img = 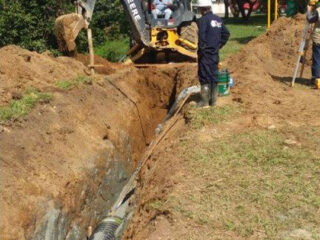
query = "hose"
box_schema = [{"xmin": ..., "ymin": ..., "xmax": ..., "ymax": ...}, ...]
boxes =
[
  {"xmin": 155, "ymin": 85, "xmax": 200, "ymax": 134},
  {"xmin": 88, "ymin": 85, "xmax": 199, "ymax": 240},
  {"xmin": 88, "ymin": 217, "xmax": 122, "ymax": 240}
]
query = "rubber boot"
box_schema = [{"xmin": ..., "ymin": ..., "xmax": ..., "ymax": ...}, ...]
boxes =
[
  {"xmin": 311, "ymin": 78, "xmax": 316, "ymax": 86},
  {"xmin": 316, "ymin": 78, "xmax": 320, "ymax": 89},
  {"xmin": 197, "ymin": 84, "xmax": 210, "ymax": 108},
  {"xmin": 209, "ymin": 82, "xmax": 218, "ymax": 106}
]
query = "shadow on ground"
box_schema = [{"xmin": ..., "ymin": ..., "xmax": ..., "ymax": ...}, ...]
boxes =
[
  {"xmin": 232, "ymin": 36, "xmax": 256, "ymax": 44},
  {"xmin": 223, "ymin": 14, "xmax": 266, "ymax": 26},
  {"xmin": 271, "ymin": 75, "xmax": 312, "ymax": 87}
]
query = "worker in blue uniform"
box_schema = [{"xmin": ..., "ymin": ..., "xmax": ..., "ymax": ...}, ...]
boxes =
[
  {"xmin": 306, "ymin": 0, "xmax": 320, "ymax": 88},
  {"xmin": 196, "ymin": 0, "xmax": 230, "ymax": 107}
]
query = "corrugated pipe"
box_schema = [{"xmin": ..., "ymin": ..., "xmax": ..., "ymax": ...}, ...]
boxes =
[
  {"xmin": 155, "ymin": 85, "xmax": 200, "ymax": 134},
  {"xmin": 87, "ymin": 85, "xmax": 199, "ymax": 240},
  {"xmin": 88, "ymin": 217, "xmax": 122, "ymax": 240}
]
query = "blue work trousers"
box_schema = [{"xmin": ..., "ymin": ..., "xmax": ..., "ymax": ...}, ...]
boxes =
[
  {"xmin": 312, "ymin": 43, "xmax": 320, "ymax": 80},
  {"xmin": 198, "ymin": 54, "xmax": 218, "ymax": 85}
]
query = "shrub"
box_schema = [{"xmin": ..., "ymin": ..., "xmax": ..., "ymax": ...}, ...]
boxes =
[{"xmin": 95, "ymin": 38, "xmax": 129, "ymax": 62}]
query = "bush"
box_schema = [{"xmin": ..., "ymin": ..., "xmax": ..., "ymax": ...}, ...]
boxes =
[
  {"xmin": 295, "ymin": 0, "xmax": 308, "ymax": 13},
  {"xmin": 0, "ymin": 0, "xmax": 72, "ymax": 52},
  {"xmin": 95, "ymin": 38, "xmax": 129, "ymax": 62},
  {"xmin": 258, "ymin": 0, "xmax": 308, "ymax": 14},
  {"xmin": 91, "ymin": 0, "xmax": 129, "ymax": 44},
  {"xmin": 0, "ymin": 0, "xmax": 129, "ymax": 53}
]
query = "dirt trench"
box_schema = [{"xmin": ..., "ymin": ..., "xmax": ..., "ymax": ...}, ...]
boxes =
[
  {"xmin": 0, "ymin": 46, "xmax": 198, "ymax": 240},
  {"xmin": 121, "ymin": 15, "xmax": 320, "ymax": 240}
]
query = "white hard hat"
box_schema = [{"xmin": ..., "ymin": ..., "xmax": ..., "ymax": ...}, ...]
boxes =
[{"xmin": 196, "ymin": 0, "xmax": 212, "ymax": 7}]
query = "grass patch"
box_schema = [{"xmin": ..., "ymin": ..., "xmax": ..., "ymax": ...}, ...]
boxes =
[
  {"xmin": 55, "ymin": 80, "xmax": 74, "ymax": 90},
  {"xmin": 170, "ymin": 126, "xmax": 320, "ymax": 239},
  {"xmin": 0, "ymin": 89, "xmax": 51, "ymax": 121},
  {"xmin": 148, "ymin": 200, "xmax": 165, "ymax": 211},
  {"xmin": 220, "ymin": 14, "xmax": 266, "ymax": 61},
  {"xmin": 186, "ymin": 104, "xmax": 239, "ymax": 129},
  {"xmin": 75, "ymin": 75, "xmax": 92, "ymax": 84},
  {"xmin": 55, "ymin": 75, "xmax": 92, "ymax": 90},
  {"xmin": 95, "ymin": 38, "xmax": 129, "ymax": 62}
]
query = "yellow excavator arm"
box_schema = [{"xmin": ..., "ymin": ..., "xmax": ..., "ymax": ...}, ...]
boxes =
[{"xmin": 55, "ymin": 0, "xmax": 198, "ymax": 63}]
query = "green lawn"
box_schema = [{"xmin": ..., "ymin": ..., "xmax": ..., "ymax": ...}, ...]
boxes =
[
  {"xmin": 220, "ymin": 14, "xmax": 267, "ymax": 61},
  {"xmin": 150, "ymin": 104, "xmax": 320, "ymax": 239},
  {"xmin": 175, "ymin": 126, "xmax": 320, "ymax": 239}
]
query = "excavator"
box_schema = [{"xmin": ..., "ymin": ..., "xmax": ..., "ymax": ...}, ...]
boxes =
[{"xmin": 55, "ymin": 0, "xmax": 198, "ymax": 63}]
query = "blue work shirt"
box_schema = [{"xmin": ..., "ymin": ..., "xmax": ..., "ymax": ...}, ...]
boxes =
[
  {"xmin": 197, "ymin": 11, "xmax": 230, "ymax": 63},
  {"xmin": 154, "ymin": 0, "xmax": 171, "ymax": 11}
]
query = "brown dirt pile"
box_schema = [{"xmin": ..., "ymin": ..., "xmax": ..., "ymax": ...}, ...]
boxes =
[
  {"xmin": 0, "ymin": 45, "xmax": 87, "ymax": 105},
  {"xmin": 226, "ymin": 14, "xmax": 320, "ymax": 126},
  {"xmin": 0, "ymin": 45, "xmax": 118, "ymax": 106},
  {"xmin": 74, "ymin": 53, "xmax": 120, "ymax": 75}
]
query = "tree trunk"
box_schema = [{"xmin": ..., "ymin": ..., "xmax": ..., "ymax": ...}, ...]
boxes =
[{"xmin": 224, "ymin": 0, "xmax": 229, "ymax": 18}]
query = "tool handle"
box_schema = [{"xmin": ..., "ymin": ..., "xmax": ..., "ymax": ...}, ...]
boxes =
[{"xmin": 292, "ymin": 21, "xmax": 311, "ymax": 87}]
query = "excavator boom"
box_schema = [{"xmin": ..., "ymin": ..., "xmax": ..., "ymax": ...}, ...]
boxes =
[
  {"xmin": 55, "ymin": 0, "xmax": 198, "ymax": 63},
  {"xmin": 55, "ymin": 0, "xmax": 149, "ymax": 53},
  {"xmin": 121, "ymin": 0, "xmax": 150, "ymax": 45}
]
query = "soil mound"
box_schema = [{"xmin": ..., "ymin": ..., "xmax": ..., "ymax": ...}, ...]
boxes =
[
  {"xmin": 228, "ymin": 14, "xmax": 306, "ymax": 78},
  {"xmin": 226, "ymin": 14, "xmax": 320, "ymax": 126},
  {"xmin": 74, "ymin": 54, "xmax": 119, "ymax": 75},
  {"xmin": 0, "ymin": 45, "xmax": 87, "ymax": 105}
]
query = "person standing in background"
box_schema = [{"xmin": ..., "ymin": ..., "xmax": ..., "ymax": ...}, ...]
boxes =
[
  {"xmin": 306, "ymin": 0, "xmax": 320, "ymax": 88},
  {"xmin": 196, "ymin": 0, "xmax": 230, "ymax": 107}
]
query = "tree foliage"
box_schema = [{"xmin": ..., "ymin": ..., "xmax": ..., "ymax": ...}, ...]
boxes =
[
  {"xmin": 0, "ymin": 0, "xmax": 128, "ymax": 52},
  {"xmin": 91, "ymin": 0, "xmax": 129, "ymax": 44},
  {"xmin": 294, "ymin": 0, "xmax": 308, "ymax": 13}
]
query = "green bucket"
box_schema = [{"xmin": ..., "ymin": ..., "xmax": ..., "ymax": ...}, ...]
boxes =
[
  {"xmin": 216, "ymin": 70, "xmax": 230, "ymax": 96},
  {"xmin": 286, "ymin": 0, "xmax": 297, "ymax": 17}
]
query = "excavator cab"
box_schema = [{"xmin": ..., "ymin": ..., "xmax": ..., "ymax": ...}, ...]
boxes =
[
  {"xmin": 55, "ymin": 0, "xmax": 198, "ymax": 63},
  {"xmin": 146, "ymin": 0, "xmax": 193, "ymax": 27}
]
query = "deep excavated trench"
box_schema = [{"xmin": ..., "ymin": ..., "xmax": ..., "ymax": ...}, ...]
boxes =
[
  {"xmin": 0, "ymin": 54, "xmax": 198, "ymax": 240},
  {"xmin": 61, "ymin": 66, "xmax": 197, "ymax": 240}
]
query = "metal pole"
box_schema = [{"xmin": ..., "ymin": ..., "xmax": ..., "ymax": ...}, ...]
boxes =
[
  {"xmin": 274, "ymin": 0, "xmax": 278, "ymax": 20},
  {"xmin": 292, "ymin": 21, "xmax": 310, "ymax": 87},
  {"xmin": 268, "ymin": 0, "xmax": 271, "ymax": 28},
  {"xmin": 87, "ymin": 28, "xmax": 95, "ymax": 76}
]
